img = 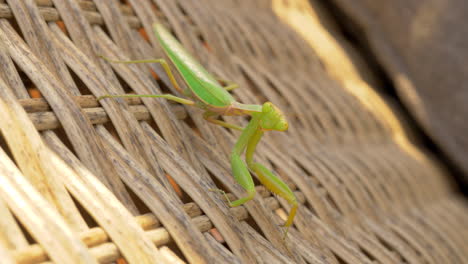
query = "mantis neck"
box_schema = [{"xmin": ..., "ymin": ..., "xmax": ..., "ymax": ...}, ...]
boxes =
[{"xmin": 246, "ymin": 128, "xmax": 264, "ymax": 168}]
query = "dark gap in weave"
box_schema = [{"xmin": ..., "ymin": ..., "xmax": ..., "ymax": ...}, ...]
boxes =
[
  {"xmin": 340, "ymin": 107, "xmax": 359, "ymax": 137},
  {"xmin": 239, "ymin": 27, "xmax": 258, "ymax": 57},
  {"xmin": 13, "ymin": 62, "xmax": 35, "ymax": 97},
  {"xmin": 324, "ymin": 194, "xmax": 342, "ymax": 217},
  {"xmin": 378, "ymin": 180, "xmax": 395, "ymax": 205},
  {"xmin": 68, "ymin": 66, "xmax": 92, "ymax": 95},
  {"xmin": 311, "ymin": 157, "xmax": 344, "ymax": 214},
  {"xmin": 333, "ymin": 252, "xmax": 350, "ymax": 264},
  {"xmin": 97, "ymin": 21, "xmax": 112, "ymax": 41},
  {"xmin": 144, "ymin": 119, "xmax": 165, "ymax": 151},
  {"xmin": 11, "ymin": 213, "xmax": 36, "ymax": 244},
  {"xmin": 70, "ymin": 194, "xmax": 97, "ymax": 228},
  {"xmin": 245, "ymin": 214, "xmax": 267, "ymax": 242},
  {"xmin": 317, "ymin": 156, "xmax": 346, "ymax": 188},
  {"xmin": 327, "ymin": 109, "xmax": 342, "ymax": 134},
  {"xmin": 208, "ymin": 170, "xmax": 230, "ymax": 196},
  {"xmin": 264, "ymin": 77, "xmax": 289, "ymax": 108},
  {"xmin": 249, "ymin": 168, "xmax": 263, "ymax": 188},
  {"xmin": 328, "ymin": 155, "xmax": 368, "ymax": 208},
  {"xmin": 299, "ymin": 84, "xmax": 331, "ymax": 133},
  {"xmin": 124, "ymin": 182, "xmax": 151, "ymax": 215},
  {"xmin": 175, "ymin": 2, "xmax": 189, "ymax": 17},
  {"xmin": 303, "ymin": 198, "xmax": 317, "ymax": 216},
  {"xmin": 343, "ymin": 187, "xmax": 360, "ymax": 213},
  {"xmin": 116, "ymin": 73, "xmax": 135, "ymax": 95},
  {"xmin": 161, "ymin": 167, "xmax": 192, "ymax": 204},
  {"xmin": 358, "ymin": 245, "xmax": 377, "ymax": 261},
  {"xmin": 54, "ymin": 126, "xmax": 79, "ymax": 158},
  {"xmin": 236, "ymin": 64, "xmax": 268, "ymax": 104},
  {"xmin": 167, "ymin": 240, "xmax": 189, "ymax": 263},
  {"xmin": 245, "ymin": 39, "xmax": 259, "ymax": 58},
  {"xmin": 6, "ymin": 14, "xmax": 24, "ymax": 41},
  {"xmin": 53, "ymin": 21, "xmax": 71, "ymax": 39},
  {"xmin": 253, "ymin": 25, "xmax": 277, "ymax": 59},
  {"xmin": 220, "ymin": 30, "xmax": 235, "ymax": 54},
  {"xmin": 268, "ymin": 22, "xmax": 296, "ymax": 61},
  {"xmin": 317, "ymin": 0, "xmax": 468, "ymax": 196},
  {"xmin": 302, "ymin": 81, "xmax": 339, "ymax": 133},
  {"xmin": 178, "ymin": 107, "xmax": 200, "ymax": 133},
  {"xmin": 207, "ymin": 232, "xmax": 229, "ymax": 250},
  {"xmin": 374, "ymin": 234, "xmax": 409, "ymax": 263},
  {"xmin": 102, "ymin": 121, "xmax": 123, "ymax": 146},
  {"xmin": 294, "ymin": 159, "xmax": 321, "ymax": 187},
  {"xmin": 0, "ymin": 137, "xmax": 14, "ymax": 165},
  {"xmin": 195, "ymin": 28, "xmax": 209, "ymax": 54},
  {"xmin": 153, "ymin": 75, "xmax": 174, "ymax": 94},
  {"xmin": 389, "ymin": 227, "xmax": 424, "ymax": 260},
  {"xmin": 309, "ymin": 113, "xmax": 326, "ymax": 138}
]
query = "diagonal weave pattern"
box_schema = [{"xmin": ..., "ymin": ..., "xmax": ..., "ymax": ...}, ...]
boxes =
[{"xmin": 0, "ymin": 0, "xmax": 466, "ymax": 263}]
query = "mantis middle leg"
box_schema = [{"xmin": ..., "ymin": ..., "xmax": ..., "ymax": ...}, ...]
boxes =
[
  {"xmin": 99, "ymin": 56, "xmax": 186, "ymax": 94},
  {"xmin": 215, "ymin": 78, "xmax": 239, "ymax": 91},
  {"xmin": 212, "ymin": 116, "xmax": 261, "ymax": 207}
]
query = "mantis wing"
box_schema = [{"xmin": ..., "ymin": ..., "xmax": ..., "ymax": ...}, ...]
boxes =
[{"xmin": 154, "ymin": 24, "xmax": 235, "ymax": 107}]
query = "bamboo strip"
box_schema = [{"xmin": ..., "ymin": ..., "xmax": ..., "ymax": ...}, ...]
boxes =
[{"xmin": 13, "ymin": 192, "xmax": 305, "ymax": 264}]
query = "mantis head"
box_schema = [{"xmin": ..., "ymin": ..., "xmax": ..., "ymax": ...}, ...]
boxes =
[{"xmin": 258, "ymin": 102, "xmax": 288, "ymax": 131}]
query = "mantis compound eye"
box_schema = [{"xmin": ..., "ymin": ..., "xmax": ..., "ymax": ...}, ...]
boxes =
[{"xmin": 260, "ymin": 102, "xmax": 289, "ymax": 131}]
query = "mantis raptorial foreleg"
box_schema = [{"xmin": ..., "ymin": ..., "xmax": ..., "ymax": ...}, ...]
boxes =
[
  {"xmin": 212, "ymin": 114, "xmax": 297, "ymax": 238},
  {"xmin": 219, "ymin": 116, "xmax": 259, "ymax": 206}
]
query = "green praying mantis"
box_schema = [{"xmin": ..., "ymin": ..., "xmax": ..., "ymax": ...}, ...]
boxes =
[{"xmin": 97, "ymin": 23, "xmax": 297, "ymax": 238}]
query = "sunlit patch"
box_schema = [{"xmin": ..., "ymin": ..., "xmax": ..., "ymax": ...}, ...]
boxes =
[{"xmin": 271, "ymin": 0, "xmax": 426, "ymax": 163}]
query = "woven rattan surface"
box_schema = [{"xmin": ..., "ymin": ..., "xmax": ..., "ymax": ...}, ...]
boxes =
[{"xmin": 0, "ymin": 0, "xmax": 466, "ymax": 263}]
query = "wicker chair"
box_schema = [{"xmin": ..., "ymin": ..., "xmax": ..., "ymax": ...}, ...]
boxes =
[{"xmin": 0, "ymin": 0, "xmax": 465, "ymax": 263}]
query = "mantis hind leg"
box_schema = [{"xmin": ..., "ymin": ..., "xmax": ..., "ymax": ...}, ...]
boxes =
[{"xmin": 99, "ymin": 56, "xmax": 185, "ymax": 93}]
